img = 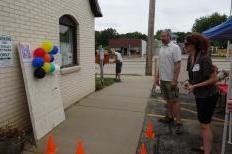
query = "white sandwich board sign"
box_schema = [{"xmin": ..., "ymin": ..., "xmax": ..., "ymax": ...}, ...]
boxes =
[{"xmin": 18, "ymin": 43, "xmax": 65, "ymax": 140}]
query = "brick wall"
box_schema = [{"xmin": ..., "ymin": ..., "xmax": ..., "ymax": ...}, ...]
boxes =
[{"xmin": 0, "ymin": 0, "xmax": 96, "ymax": 129}]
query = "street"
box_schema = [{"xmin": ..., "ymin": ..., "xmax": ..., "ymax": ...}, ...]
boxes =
[
  {"xmin": 96, "ymin": 58, "xmax": 146, "ymax": 76},
  {"xmin": 96, "ymin": 57, "xmax": 230, "ymax": 79}
]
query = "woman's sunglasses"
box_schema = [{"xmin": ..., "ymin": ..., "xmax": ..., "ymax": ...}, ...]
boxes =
[{"xmin": 184, "ymin": 42, "xmax": 191, "ymax": 47}]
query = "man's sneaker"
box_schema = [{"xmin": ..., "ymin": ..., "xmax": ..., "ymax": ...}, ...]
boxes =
[
  {"xmin": 175, "ymin": 123, "xmax": 184, "ymax": 134},
  {"xmin": 159, "ymin": 116, "xmax": 174, "ymax": 124}
]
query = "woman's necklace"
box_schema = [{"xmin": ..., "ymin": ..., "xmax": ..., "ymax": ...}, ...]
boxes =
[{"xmin": 191, "ymin": 52, "xmax": 201, "ymax": 66}]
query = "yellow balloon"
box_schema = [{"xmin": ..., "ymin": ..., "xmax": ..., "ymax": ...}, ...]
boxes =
[
  {"xmin": 42, "ymin": 62, "xmax": 51, "ymax": 73},
  {"xmin": 41, "ymin": 40, "xmax": 54, "ymax": 53}
]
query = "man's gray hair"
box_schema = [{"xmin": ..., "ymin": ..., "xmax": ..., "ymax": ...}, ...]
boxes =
[{"xmin": 161, "ymin": 29, "xmax": 172, "ymax": 37}]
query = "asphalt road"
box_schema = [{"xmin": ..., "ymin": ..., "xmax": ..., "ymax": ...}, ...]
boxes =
[
  {"xmin": 95, "ymin": 59, "xmax": 146, "ymax": 76},
  {"xmin": 95, "ymin": 57, "xmax": 230, "ymax": 78}
]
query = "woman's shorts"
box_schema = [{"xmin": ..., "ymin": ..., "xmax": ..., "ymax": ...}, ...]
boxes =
[{"xmin": 195, "ymin": 93, "xmax": 218, "ymax": 124}]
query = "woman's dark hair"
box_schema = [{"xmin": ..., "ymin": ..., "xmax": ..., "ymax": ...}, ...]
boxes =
[{"xmin": 185, "ymin": 33, "xmax": 209, "ymax": 55}]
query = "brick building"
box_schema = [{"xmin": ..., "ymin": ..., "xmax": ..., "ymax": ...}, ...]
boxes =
[
  {"xmin": 0, "ymin": 0, "xmax": 102, "ymax": 129},
  {"xmin": 109, "ymin": 39, "xmax": 147, "ymax": 57}
]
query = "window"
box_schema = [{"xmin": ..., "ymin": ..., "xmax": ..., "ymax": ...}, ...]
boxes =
[{"xmin": 59, "ymin": 15, "xmax": 78, "ymax": 68}]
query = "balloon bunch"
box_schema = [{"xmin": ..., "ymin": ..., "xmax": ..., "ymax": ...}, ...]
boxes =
[{"xmin": 32, "ymin": 41, "xmax": 59, "ymax": 79}]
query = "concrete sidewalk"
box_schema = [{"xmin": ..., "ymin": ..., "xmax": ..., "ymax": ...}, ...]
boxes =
[{"xmin": 24, "ymin": 76, "xmax": 152, "ymax": 154}]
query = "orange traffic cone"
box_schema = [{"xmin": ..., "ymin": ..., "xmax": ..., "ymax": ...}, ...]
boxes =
[
  {"xmin": 140, "ymin": 143, "xmax": 147, "ymax": 154},
  {"xmin": 145, "ymin": 121, "xmax": 155, "ymax": 139},
  {"xmin": 75, "ymin": 141, "xmax": 85, "ymax": 154},
  {"xmin": 46, "ymin": 134, "xmax": 56, "ymax": 154}
]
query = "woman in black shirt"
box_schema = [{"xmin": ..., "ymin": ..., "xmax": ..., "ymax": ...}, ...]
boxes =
[{"xmin": 184, "ymin": 33, "xmax": 218, "ymax": 154}]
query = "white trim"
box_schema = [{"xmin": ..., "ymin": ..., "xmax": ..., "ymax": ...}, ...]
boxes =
[{"xmin": 60, "ymin": 65, "xmax": 81, "ymax": 75}]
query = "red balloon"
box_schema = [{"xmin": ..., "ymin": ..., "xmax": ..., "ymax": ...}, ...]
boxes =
[
  {"xmin": 44, "ymin": 54, "xmax": 51, "ymax": 62},
  {"xmin": 33, "ymin": 48, "xmax": 45, "ymax": 58}
]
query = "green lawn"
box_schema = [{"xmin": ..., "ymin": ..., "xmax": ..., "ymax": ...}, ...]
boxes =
[{"xmin": 95, "ymin": 77, "xmax": 116, "ymax": 91}]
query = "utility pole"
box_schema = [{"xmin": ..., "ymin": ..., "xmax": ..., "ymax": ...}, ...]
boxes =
[
  {"xmin": 221, "ymin": 1, "xmax": 232, "ymax": 153},
  {"xmin": 230, "ymin": 0, "xmax": 232, "ymax": 16},
  {"xmin": 145, "ymin": 0, "xmax": 156, "ymax": 76}
]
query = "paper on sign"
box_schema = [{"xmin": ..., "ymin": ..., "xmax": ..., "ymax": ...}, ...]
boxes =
[
  {"xmin": 0, "ymin": 35, "xmax": 13, "ymax": 67},
  {"xmin": 18, "ymin": 43, "xmax": 32, "ymax": 63}
]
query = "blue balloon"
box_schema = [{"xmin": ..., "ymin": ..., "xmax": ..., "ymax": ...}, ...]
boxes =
[
  {"xmin": 50, "ymin": 54, "xmax": 55, "ymax": 62},
  {"xmin": 49, "ymin": 46, "xmax": 58, "ymax": 55},
  {"xmin": 32, "ymin": 57, "xmax": 44, "ymax": 68}
]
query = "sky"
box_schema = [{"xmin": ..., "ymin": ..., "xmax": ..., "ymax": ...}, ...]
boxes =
[{"xmin": 95, "ymin": 0, "xmax": 231, "ymax": 34}]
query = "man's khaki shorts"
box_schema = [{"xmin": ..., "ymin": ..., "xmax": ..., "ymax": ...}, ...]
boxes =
[{"xmin": 160, "ymin": 81, "xmax": 179, "ymax": 101}]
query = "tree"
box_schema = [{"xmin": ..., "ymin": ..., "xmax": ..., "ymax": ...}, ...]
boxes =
[
  {"xmin": 192, "ymin": 12, "xmax": 228, "ymax": 48},
  {"xmin": 154, "ymin": 30, "xmax": 162, "ymax": 40},
  {"xmin": 101, "ymin": 28, "xmax": 119, "ymax": 46},
  {"xmin": 95, "ymin": 31, "xmax": 101, "ymax": 48},
  {"xmin": 119, "ymin": 32, "xmax": 147, "ymax": 40},
  {"xmin": 173, "ymin": 32, "xmax": 187, "ymax": 43},
  {"xmin": 95, "ymin": 29, "xmax": 148, "ymax": 49},
  {"xmin": 95, "ymin": 28, "xmax": 119, "ymax": 48},
  {"xmin": 192, "ymin": 12, "xmax": 227, "ymax": 33}
]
